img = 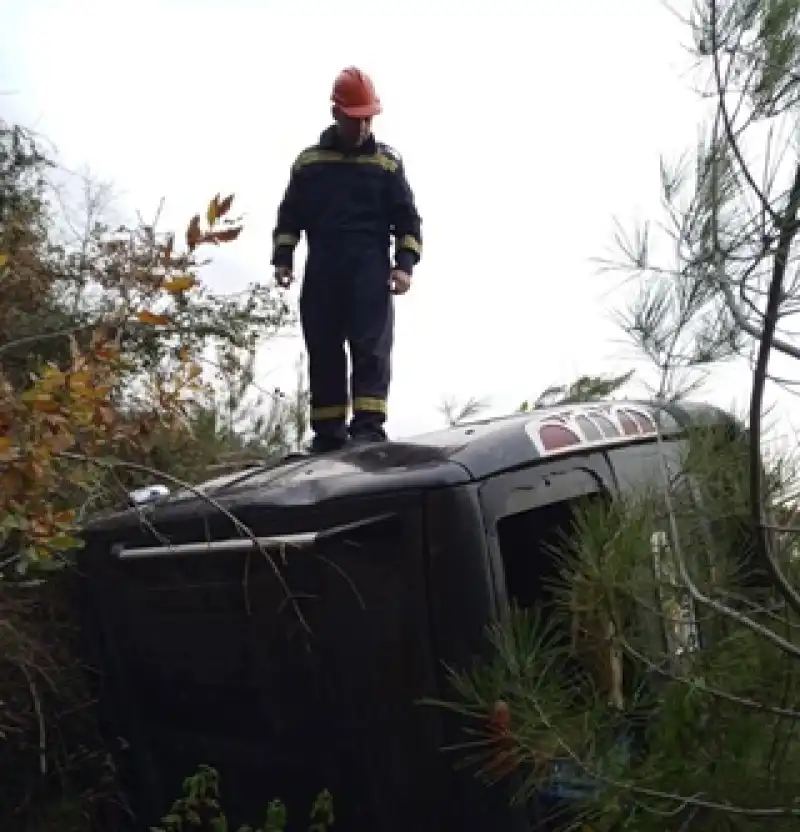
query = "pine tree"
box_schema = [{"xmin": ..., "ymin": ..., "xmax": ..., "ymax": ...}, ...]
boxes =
[{"xmin": 437, "ymin": 3, "xmax": 800, "ymax": 827}]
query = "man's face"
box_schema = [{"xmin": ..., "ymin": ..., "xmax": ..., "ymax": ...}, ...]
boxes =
[{"xmin": 333, "ymin": 108, "xmax": 372, "ymax": 147}]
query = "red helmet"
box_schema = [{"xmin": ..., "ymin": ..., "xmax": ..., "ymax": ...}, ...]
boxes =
[{"xmin": 331, "ymin": 67, "xmax": 382, "ymax": 118}]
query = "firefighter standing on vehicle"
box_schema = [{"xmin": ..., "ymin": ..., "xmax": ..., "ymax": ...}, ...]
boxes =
[{"xmin": 270, "ymin": 67, "xmax": 423, "ymax": 454}]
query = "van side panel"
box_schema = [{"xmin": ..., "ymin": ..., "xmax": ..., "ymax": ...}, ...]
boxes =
[
  {"xmin": 79, "ymin": 494, "xmax": 443, "ymax": 832},
  {"xmin": 424, "ymin": 485, "xmax": 531, "ymax": 832}
]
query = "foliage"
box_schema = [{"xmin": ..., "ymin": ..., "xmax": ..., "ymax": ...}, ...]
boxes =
[
  {"xmin": 152, "ymin": 765, "xmax": 334, "ymax": 832},
  {"xmin": 95, "ymin": 349, "xmax": 309, "ymax": 500},
  {"xmin": 0, "ymin": 573, "xmax": 123, "ymax": 832},
  {"xmin": 599, "ymin": 0, "xmax": 800, "ymax": 400},
  {"xmin": 437, "ymin": 1, "xmax": 800, "ymax": 827},
  {"xmin": 519, "ymin": 370, "xmax": 635, "ymax": 411},
  {"xmin": 443, "ymin": 372, "xmax": 634, "ymax": 428},
  {"xmin": 0, "ymin": 120, "xmax": 294, "ymax": 573},
  {"xmin": 436, "ymin": 426, "xmax": 800, "ymax": 829},
  {"xmin": 0, "ymin": 118, "xmax": 302, "ymax": 830}
]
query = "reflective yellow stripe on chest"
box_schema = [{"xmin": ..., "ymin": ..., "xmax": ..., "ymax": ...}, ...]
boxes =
[{"xmin": 293, "ymin": 150, "xmax": 398, "ymax": 173}]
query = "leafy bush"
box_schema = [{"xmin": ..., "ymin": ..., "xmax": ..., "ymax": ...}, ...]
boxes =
[{"xmin": 152, "ymin": 765, "xmax": 334, "ymax": 832}]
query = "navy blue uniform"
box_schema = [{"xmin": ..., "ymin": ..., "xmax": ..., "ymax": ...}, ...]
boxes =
[{"xmin": 271, "ymin": 125, "xmax": 422, "ymax": 442}]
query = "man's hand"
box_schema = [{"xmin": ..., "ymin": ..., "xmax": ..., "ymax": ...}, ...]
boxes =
[
  {"xmin": 274, "ymin": 266, "xmax": 294, "ymax": 288},
  {"xmin": 389, "ymin": 269, "xmax": 412, "ymax": 295}
]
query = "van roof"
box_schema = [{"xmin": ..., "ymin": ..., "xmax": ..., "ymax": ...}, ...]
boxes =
[{"xmin": 87, "ymin": 400, "xmax": 739, "ymax": 531}]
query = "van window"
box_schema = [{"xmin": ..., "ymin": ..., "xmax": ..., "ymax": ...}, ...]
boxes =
[
  {"xmin": 496, "ymin": 494, "xmax": 603, "ymax": 610},
  {"xmin": 494, "ymin": 493, "xmax": 609, "ymax": 824}
]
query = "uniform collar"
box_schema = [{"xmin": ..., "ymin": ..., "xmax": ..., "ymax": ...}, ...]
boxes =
[{"xmin": 318, "ymin": 124, "xmax": 377, "ymax": 155}]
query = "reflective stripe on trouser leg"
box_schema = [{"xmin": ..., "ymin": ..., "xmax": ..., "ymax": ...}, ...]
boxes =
[
  {"xmin": 347, "ymin": 251, "xmax": 393, "ymax": 435},
  {"xmin": 300, "ymin": 273, "xmax": 348, "ymax": 440}
]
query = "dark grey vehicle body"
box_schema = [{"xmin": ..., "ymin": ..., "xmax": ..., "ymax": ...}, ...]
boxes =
[{"xmin": 76, "ymin": 400, "xmax": 744, "ymax": 832}]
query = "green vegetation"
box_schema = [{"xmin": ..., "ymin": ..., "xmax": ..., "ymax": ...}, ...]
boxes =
[
  {"xmin": 152, "ymin": 766, "xmax": 334, "ymax": 832},
  {"xmin": 3, "ymin": 0, "xmax": 800, "ymax": 828},
  {"xmin": 437, "ymin": 1, "xmax": 800, "ymax": 827},
  {"xmin": 0, "ymin": 119, "xmax": 305, "ymax": 828}
]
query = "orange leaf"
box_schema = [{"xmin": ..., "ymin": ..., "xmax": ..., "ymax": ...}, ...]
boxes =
[
  {"xmin": 93, "ymin": 405, "xmax": 115, "ymax": 427},
  {"xmin": 163, "ymin": 274, "xmax": 197, "ymax": 294},
  {"xmin": 186, "ymin": 214, "xmax": 202, "ymax": 252},
  {"xmin": 217, "ymin": 194, "xmax": 234, "ymax": 217},
  {"xmin": 137, "ymin": 310, "xmax": 171, "ymax": 326},
  {"xmin": 33, "ymin": 396, "xmax": 60, "ymax": 413},
  {"xmin": 0, "ymin": 436, "xmax": 15, "ymax": 461}
]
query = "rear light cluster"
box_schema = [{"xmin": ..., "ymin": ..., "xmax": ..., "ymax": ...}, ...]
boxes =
[{"xmin": 526, "ymin": 402, "xmax": 677, "ymax": 456}]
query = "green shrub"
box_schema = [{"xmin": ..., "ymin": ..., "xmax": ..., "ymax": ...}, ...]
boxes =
[{"xmin": 152, "ymin": 765, "xmax": 334, "ymax": 832}]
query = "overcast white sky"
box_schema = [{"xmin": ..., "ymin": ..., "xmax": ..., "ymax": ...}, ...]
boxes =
[{"xmin": 2, "ymin": 0, "xmax": 798, "ymax": 449}]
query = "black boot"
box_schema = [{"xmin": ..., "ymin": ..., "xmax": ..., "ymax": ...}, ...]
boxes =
[
  {"xmin": 306, "ymin": 434, "xmax": 348, "ymax": 455},
  {"xmin": 348, "ymin": 424, "xmax": 388, "ymax": 446}
]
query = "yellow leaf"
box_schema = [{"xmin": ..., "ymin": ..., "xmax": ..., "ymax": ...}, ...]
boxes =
[
  {"xmin": 0, "ymin": 436, "xmax": 15, "ymax": 461},
  {"xmin": 206, "ymin": 194, "xmax": 220, "ymax": 227},
  {"xmin": 137, "ymin": 310, "xmax": 171, "ymax": 326},
  {"xmin": 163, "ymin": 275, "xmax": 197, "ymax": 294},
  {"xmin": 68, "ymin": 371, "xmax": 92, "ymax": 390},
  {"xmin": 39, "ymin": 369, "xmax": 66, "ymax": 391},
  {"xmin": 0, "ymin": 253, "xmax": 7, "ymax": 267},
  {"xmin": 21, "ymin": 390, "xmax": 59, "ymax": 412}
]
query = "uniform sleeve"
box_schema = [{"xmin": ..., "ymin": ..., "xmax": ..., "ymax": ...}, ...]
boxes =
[
  {"xmin": 270, "ymin": 161, "xmax": 304, "ymax": 269},
  {"xmin": 388, "ymin": 160, "xmax": 422, "ymax": 276}
]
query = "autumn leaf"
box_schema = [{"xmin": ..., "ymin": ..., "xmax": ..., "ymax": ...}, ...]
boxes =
[
  {"xmin": 137, "ymin": 310, "xmax": 171, "ymax": 326},
  {"xmin": 20, "ymin": 389, "xmax": 57, "ymax": 410},
  {"xmin": 217, "ymin": 194, "xmax": 234, "ymax": 217},
  {"xmin": 163, "ymin": 274, "xmax": 197, "ymax": 294},
  {"xmin": 186, "ymin": 214, "xmax": 202, "ymax": 252},
  {"xmin": 206, "ymin": 194, "xmax": 220, "ymax": 227},
  {"xmin": 0, "ymin": 436, "xmax": 16, "ymax": 461},
  {"xmin": 33, "ymin": 397, "xmax": 60, "ymax": 413},
  {"xmin": 93, "ymin": 405, "xmax": 115, "ymax": 427},
  {"xmin": 208, "ymin": 226, "xmax": 243, "ymax": 244},
  {"xmin": 0, "ymin": 192, "xmax": 255, "ymax": 576},
  {"xmin": 68, "ymin": 371, "xmax": 92, "ymax": 390}
]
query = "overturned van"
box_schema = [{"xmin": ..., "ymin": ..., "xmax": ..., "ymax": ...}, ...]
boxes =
[{"xmin": 76, "ymin": 400, "xmax": 749, "ymax": 832}]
